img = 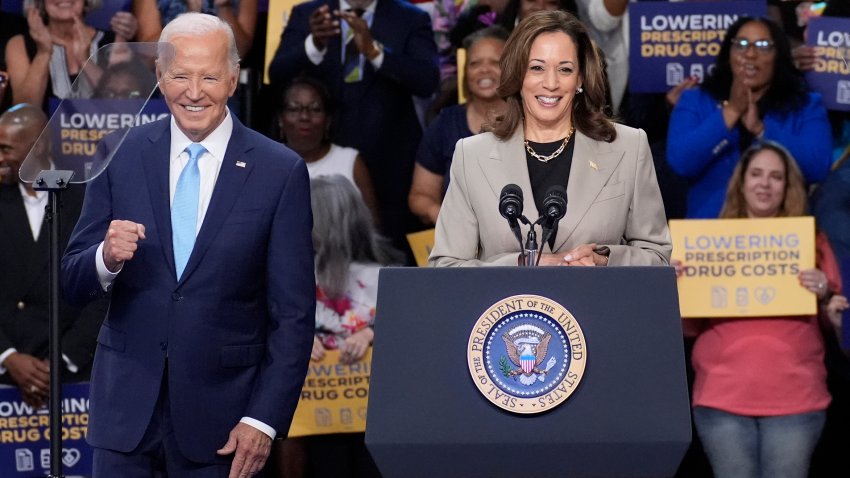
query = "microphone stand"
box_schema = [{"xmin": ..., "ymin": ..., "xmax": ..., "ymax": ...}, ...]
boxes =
[
  {"xmin": 33, "ymin": 169, "xmax": 74, "ymax": 478},
  {"xmin": 523, "ymin": 223, "xmax": 539, "ymax": 267},
  {"xmin": 536, "ymin": 219, "xmax": 557, "ymax": 266}
]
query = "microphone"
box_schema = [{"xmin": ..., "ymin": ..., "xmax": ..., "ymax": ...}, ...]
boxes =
[
  {"xmin": 499, "ymin": 184, "xmax": 523, "ymax": 222},
  {"xmin": 540, "ymin": 185, "xmax": 567, "ymax": 255},
  {"xmin": 499, "ymin": 184, "xmax": 524, "ymax": 247}
]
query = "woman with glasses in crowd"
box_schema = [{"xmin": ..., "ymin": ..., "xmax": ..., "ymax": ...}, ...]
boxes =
[
  {"xmin": 667, "ymin": 16, "xmax": 832, "ymax": 219},
  {"xmin": 278, "ymin": 75, "xmax": 380, "ymax": 224}
]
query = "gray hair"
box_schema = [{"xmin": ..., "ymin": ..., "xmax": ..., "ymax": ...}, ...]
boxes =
[
  {"xmin": 157, "ymin": 13, "xmax": 240, "ymax": 72},
  {"xmin": 462, "ymin": 25, "xmax": 510, "ymax": 50},
  {"xmin": 310, "ymin": 175, "xmax": 402, "ymax": 299}
]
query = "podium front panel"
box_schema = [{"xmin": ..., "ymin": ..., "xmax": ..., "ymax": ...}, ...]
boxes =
[{"xmin": 365, "ymin": 267, "xmax": 691, "ymax": 478}]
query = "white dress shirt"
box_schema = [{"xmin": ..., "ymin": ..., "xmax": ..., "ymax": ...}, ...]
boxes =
[
  {"xmin": 19, "ymin": 183, "xmax": 47, "ymax": 241},
  {"xmin": 93, "ymin": 111, "xmax": 277, "ymax": 440}
]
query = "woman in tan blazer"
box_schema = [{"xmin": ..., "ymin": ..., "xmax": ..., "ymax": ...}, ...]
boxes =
[{"xmin": 430, "ymin": 10, "xmax": 671, "ymax": 267}]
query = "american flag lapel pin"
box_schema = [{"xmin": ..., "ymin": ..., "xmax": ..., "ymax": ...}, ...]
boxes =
[
  {"xmin": 589, "ymin": 160, "xmax": 598, "ymax": 171},
  {"xmin": 235, "ymin": 160, "xmax": 246, "ymax": 168}
]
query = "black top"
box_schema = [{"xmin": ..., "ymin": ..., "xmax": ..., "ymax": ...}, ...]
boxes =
[
  {"xmin": 525, "ymin": 135, "xmax": 575, "ymax": 251},
  {"xmin": 525, "ymin": 135, "xmax": 575, "ymax": 215}
]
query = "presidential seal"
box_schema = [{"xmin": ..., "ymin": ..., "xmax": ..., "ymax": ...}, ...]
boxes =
[{"xmin": 467, "ymin": 294, "xmax": 586, "ymax": 414}]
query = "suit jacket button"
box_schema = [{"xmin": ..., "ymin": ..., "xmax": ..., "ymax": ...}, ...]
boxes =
[
  {"xmin": 171, "ymin": 293, "xmax": 182, "ymax": 301},
  {"xmin": 16, "ymin": 301, "xmax": 25, "ymax": 310}
]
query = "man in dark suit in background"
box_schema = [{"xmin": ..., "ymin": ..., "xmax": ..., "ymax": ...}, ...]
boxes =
[
  {"xmin": 62, "ymin": 13, "xmax": 315, "ymax": 477},
  {"xmin": 0, "ymin": 104, "xmax": 106, "ymax": 407},
  {"xmin": 269, "ymin": 0, "xmax": 440, "ymax": 258}
]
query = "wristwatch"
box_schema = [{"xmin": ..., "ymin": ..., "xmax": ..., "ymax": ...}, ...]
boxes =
[{"xmin": 367, "ymin": 40, "xmax": 384, "ymax": 61}]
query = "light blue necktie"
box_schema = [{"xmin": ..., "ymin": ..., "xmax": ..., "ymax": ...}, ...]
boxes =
[{"xmin": 172, "ymin": 143, "xmax": 206, "ymax": 280}]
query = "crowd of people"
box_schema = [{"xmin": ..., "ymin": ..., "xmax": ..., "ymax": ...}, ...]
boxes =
[{"xmin": 0, "ymin": 0, "xmax": 849, "ymax": 477}]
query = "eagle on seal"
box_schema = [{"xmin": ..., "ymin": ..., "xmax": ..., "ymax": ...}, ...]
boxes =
[{"xmin": 502, "ymin": 330, "xmax": 556, "ymax": 386}]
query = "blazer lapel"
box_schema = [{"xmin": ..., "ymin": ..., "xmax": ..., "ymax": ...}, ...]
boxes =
[
  {"xmin": 553, "ymin": 130, "xmax": 622, "ymax": 251},
  {"xmin": 140, "ymin": 121, "xmax": 176, "ymax": 278},
  {"xmin": 177, "ymin": 120, "xmax": 254, "ymax": 284},
  {"xmin": 481, "ymin": 130, "xmax": 539, "ymax": 223}
]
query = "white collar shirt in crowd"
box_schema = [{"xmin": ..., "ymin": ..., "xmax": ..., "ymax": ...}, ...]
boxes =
[{"xmin": 18, "ymin": 182, "xmax": 47, "ymax": 242}]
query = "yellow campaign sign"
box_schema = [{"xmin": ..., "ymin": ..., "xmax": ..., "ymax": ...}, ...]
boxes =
[
  {"xmin": 288, "ymin": 348, "xmax": 371, "ymax": 437},
  {"xmin": 670, "ymin": 217, "xmax": 816, "ymax": 318},
  {"xmin": 407, "ymin": 228, "xmax": 435, "ymax": 267},
  {"xmin": 457, "ymin": 47, "xmax": 466, "ymax": 104},
  {"xmin": 264, "ymin": 0, "xmax": 301, "ymax": 85}
]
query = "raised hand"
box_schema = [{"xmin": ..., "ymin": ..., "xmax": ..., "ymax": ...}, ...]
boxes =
[
  {"xmin": 309, "ymin": 5, "xmax": 340, "ymax": 51},
  {"xmin": 26, "ymin": 7, "xmax": 53, "ymax": 55},
  {"xmin": 110, "ymin": 11, "xmax": 139, "ymax": 42},
  {"xmin": 739, "ymin": 87, "xmax": 764, "ymax": 137},
  {"xmin": 336, "ymin": 10, "xmax": 378, "ymax": 59}
]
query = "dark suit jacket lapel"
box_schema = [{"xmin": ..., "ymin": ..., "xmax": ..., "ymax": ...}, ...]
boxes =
[
  {"xmin": 140, "ymin": 120, "xmax": 176, "ymax": 278},
  {"xmin": 178, "ymin": 118, "xmax": 255, "ymax": 284},
  {"xmin": 552, "ymin": 130, "xmax": 622, "ymax": 250},
  {"xmin": 0, "ymin": 186, "xmax": 43, "ymax": 297},
  {"xmin": 323, "ymin": 0, "xmax": 343, "ymax": 88}
]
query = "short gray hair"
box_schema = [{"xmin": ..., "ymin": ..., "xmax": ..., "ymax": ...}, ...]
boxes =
[{"xmin": 157, "ymin": 13, "xmax": 240, "ymax": 72}]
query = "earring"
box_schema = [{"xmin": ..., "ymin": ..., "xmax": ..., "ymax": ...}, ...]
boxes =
[{"xmin": 577, "ymin": 86, "xmax": 584, "ymax": 94}]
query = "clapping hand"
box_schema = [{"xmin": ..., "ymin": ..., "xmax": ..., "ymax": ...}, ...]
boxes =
[
  {"xmin": 336, "ymin": 9, "xmax": 379, "ymax": 59},
  {"xmin": 26, "ymin": 7, "xmax": 52, "ymax": 55},
  {"xmin": 110, "ymin": 11, "xmax": 138, "ymax": 42},
  {"xmin": 727, "ymin": 57, "xmax": 765, "ymax": 136},
  {"xmin": 309, "ymin": 5, "xmax": 340, "ymax": 50}
]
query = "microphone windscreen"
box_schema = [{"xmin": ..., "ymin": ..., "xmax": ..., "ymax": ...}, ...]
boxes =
[
  {"xmin": 542, "ymin": 185, "xmax": 567, "ymax": 220},
  {"xmin": 499, "ymin": 184, "xmax": 524, "ymax": 219}
]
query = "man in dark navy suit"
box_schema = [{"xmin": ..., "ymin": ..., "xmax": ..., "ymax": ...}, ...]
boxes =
[
  {"xmin": 62, "ymin": 13, "xmax": 315, "ymax": 477},
  {"xmin": 0, "ymin": 104, "xmax": 105, "ymax": 408},
  {"xmin": 269, "ymin": 0, "xmax": 439, "ymax": 258}
]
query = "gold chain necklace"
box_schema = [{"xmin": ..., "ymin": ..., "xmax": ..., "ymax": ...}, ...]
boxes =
[{"xmin": 524, "ymin": 127, "xmax": 575, "ymax": 163}]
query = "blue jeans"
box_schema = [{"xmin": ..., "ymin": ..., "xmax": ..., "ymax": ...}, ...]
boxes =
[{"xmin": 693, "ymin": 406, "xmax": 825, "ymax": 478}]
